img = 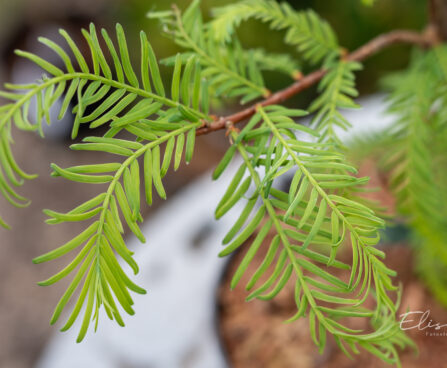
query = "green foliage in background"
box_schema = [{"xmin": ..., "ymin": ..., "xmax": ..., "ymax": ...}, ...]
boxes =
[
  {"xmin": 353, "ymin": 47, "xmax": 447, "ymax": 308},
  {"xmin": 0, "ymin": 0, "xmax": 444, "ymax": 366}
]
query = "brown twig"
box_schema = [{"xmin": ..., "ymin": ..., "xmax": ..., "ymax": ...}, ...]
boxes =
[
  {"xmin": 196, "ymin": 29, "xmax": 434, "ymax": 136},
  {"xmin": 429, "ymin": 0, "xmax": 447, "ymax": 41}
]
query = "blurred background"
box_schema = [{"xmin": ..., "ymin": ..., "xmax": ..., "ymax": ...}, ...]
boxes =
[{"xmin": 0, "ymin": 0, "xmax": 428, "ymax": 367}]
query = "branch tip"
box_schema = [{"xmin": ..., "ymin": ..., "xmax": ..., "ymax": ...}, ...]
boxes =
[
  {"xmin": 292, "ymin": 70, "xmax": 303, "ymax": 81},
  {"xmin": 340, "ymin": 48, "xmax": 349, "ymax": 61},
  {"xmin": 262, "ymin": 88, "xmax": 272, "ymax": 98},
  {"xmin": 225, "ymin": 120, "xmax": 239, "ymax": 139}
]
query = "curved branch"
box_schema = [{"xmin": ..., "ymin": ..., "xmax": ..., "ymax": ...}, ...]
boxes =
[{"xmin": 196, "ymin": 29, "xmax": 435, "ymax": 136}]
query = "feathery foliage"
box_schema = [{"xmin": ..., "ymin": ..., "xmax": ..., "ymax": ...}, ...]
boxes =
[
  {"xmin": 149, "ymin": 0, "xmax": 272, "ymax": 103},
  {"xmin": 213, "ymin": 105, "xmax": 410, "ymax": 363},
  {"xmin": 381, "ymin": 47, "xmax": 447, "ymax": 306},
  {"xmin": 308, "ymin": 59, "xmax": 383, "ymax": 215},
  {"xmin": 0, "ymin": 0, "xmax": 438, "ymax": 364},
  {"xmin": 310, "ymin": 60, "xmax": 362, "ymax": 147},
  {"xmin": 0, "ymin": 20, "xmax": 207, "ymax": 341},
  {"xmin": 210, "ymin": 0, "xmax": 340, "ymax": 64},
  {"xmin": 35, "ymin": 120, "xmax": 199, "ymax": 342}
]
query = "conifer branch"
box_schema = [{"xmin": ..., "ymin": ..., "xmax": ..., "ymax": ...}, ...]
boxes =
[{"xmin": 0, "ymin": 0, "xmax": 442, "ymax": 360}]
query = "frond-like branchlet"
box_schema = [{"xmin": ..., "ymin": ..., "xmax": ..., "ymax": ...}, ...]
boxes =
[
  {"xmin": 0, "ymin": 22, "xmax": 209, "ymax": 341},
  {"xmin": 210, "ymin": 0, "xmax": 340, "ymax": 65},
  {"xmin": 34, "ymin": 121, "xmax": 199, "ymax": 341},
  {"xmin": 213, "ymin": 105, "xmax": 410, "ymax": 364},
  {"xmin": 310, "ymin": 60, "xmax": 362, "ymax": 147},
  {"xmin": 308, "ymin": 59, "xmax": 382, "ymax": 213}
]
